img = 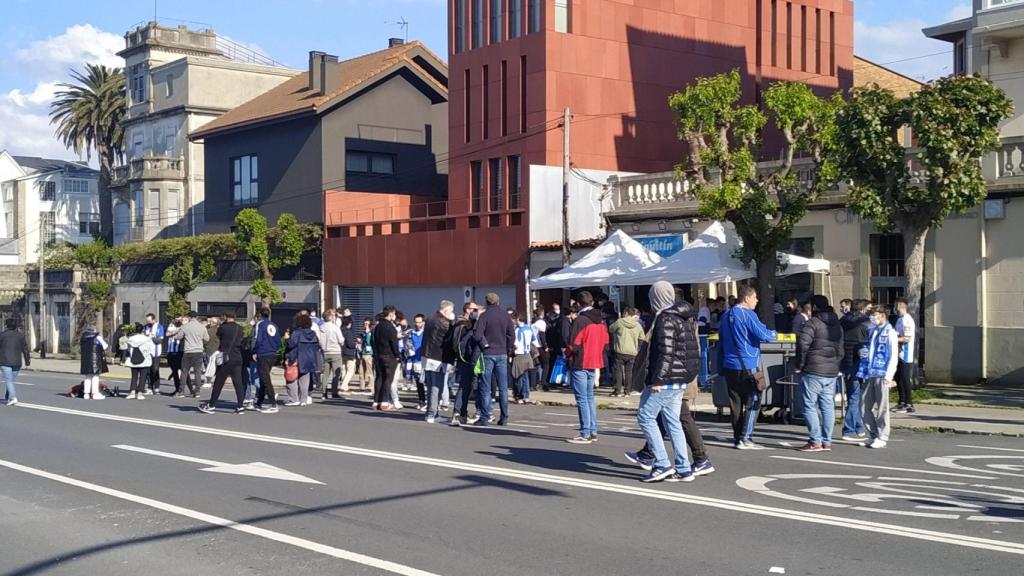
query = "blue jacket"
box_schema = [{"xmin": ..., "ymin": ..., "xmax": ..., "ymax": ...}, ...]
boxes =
[
  {"xmin": 718, "ymin": 306, "xmax": 777, "ymax": 371},
  {"xmin": 408, "ymin": 329, "xmax": 424, "ymax": 362},
  {"xmin": 286, "ymin": 328, "xmax": 321, "ymax": 375},
  {"xmin": 253, "ymin": 319, "xmax": 281, "ymax": 357}
]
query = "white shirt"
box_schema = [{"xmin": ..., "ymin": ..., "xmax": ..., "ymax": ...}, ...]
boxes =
[
  {"xmin": 531, "ymin": 319, "xmax": 547, "ymax": 334},
  {"xmin": 895, "ymin": 313, "xmax": 916, "ymax": 363}
]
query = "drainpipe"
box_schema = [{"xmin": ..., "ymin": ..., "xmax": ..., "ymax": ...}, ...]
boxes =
[
  {"xmin": 188, "ymin": 133, "xmax": 196, "ymax": 236},
  {"xmin": 979, "ymin": 210, "xmax": 988, "ymax": 384}
]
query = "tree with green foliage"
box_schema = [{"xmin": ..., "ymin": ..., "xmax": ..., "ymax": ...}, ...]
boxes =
[
  {"xmin": 50, "ymin": 64, "xmax": 126, "ymax": 244},
  {"xmin": 72, "ymin": 239, "xmax": 120, "ymax": 337},
  {"xmin": 670, "ymin": 69, "xmax": 840, "ymax": 325},
  {"xmin": 162, "ymin": 256, "xmax": 216, "ymax": 319},
  {"xmin": 834, "ymin": 75, "xmax": 1012, "ymax": 320},
  {"xmin": 234, "ymin": 209, "xmax": 306, "ymax": 309}
]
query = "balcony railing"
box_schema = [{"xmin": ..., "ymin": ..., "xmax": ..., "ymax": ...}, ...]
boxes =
[
  {"xmin": 607, "ymin": 138, "xmax": 1023, "ymax": 217},
  {"xmin": 112, "ymin": 156, "xmax": 185, "ymax": 184},
  {"xmin": 871, "ymin": 259, "xmax": 906, "ymax": 278},
  {"xmin": 326, "ymin": 201, "xmax": 450, "ymax": 226}
]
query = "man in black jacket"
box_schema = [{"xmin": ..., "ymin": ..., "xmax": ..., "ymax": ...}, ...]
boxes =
[
  {"xmin": 372, "ymin": 306, "xmax": 401, "ymax": 410},
  {"xmin": 422, "ymin": 299, "xmax": 455, "ymax": 423},
  {"xmin": 794, "ymin": 295, "xmax": 844, "ymax": 452},
  {"xmin": 0, "ymin": 319, "xmax": 30, "ymax": 406},
  {"xmin": 472, "ymin": 293, "xmax": 515, "ymax": 426},
  {"xmin": 450, "ymin": 302, "xmax": 483, "ymax": 426},
  {"xmin": 839, "ymin": 299, "xmax": 872, "ymax": 441}
]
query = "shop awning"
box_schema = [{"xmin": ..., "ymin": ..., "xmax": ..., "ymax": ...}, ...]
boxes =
[{"xmin": 530, "ymin": 230, "xmax": 662, "ymax": 290}]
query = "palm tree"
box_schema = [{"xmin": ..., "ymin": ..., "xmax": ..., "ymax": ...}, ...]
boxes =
[{"xmin": 50, "ymin": 64, "xmax": 126, "ymax": 244}]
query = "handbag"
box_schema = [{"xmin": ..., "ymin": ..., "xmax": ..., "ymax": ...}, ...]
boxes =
[
  {"xmin": 548, "ymin": 355, "xmax": 567, "ymax": 385},
  {"xmin": 729, "ymin": 310, "xmax": 767, "ymax": 392},
  {"xmin": 284, "ymin": 360, "xmax": 299, "ymax": 383}
]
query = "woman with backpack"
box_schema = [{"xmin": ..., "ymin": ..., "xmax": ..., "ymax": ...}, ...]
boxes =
[
  {"xmin": 123, "ymin": 323, "xmax": 155, "ymax": 400},
  {"xmin": 79, "ymin": 326, "xmax": 109, "ymax": 400}
]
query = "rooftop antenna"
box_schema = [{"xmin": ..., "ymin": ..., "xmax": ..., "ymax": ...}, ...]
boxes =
[{"xmin": 385, "ymin": 17, "xmax": 409, "ymax": 42}]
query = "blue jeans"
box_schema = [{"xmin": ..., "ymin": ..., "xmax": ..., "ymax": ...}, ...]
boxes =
[
  {"xmin": 637, "ymin": 387, "xmax": 690, "ymax": 472},
  {"xmin": 842, "ymin": 374, "xmax": 864, "ymax": 436},
  {"xmin": 478, "ymin": 355, "xmax": 509, "ymax": 422},
  {"xmin": 570, "ymin": 369, "xmax": 598, "ymax": 437},
  {"xmin": 245, "ymin": 363, "xmax": 260, "ymax": 402},
  {"xmin": 454, "ymin": 362, "xmax": 477, "ymax": 417},
  {"xmin": 802, "ymin": 373, "xmax": 837, "ymax": 446},
  {"xmin": 424, "ymin": 368, "xmax": 445, "ymax": 418},
  {"xmin": 513, "ymin": 371, "xmax": 530, "ymax": 400},
  {"xmin": 2, "ymin": 366, "xmax": 17, "ymax": 401}
]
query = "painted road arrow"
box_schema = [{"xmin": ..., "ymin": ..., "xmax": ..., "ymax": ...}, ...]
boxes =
[{"xmin": 112, "ymin": 444, "xmax": 323, "ymax": 484}]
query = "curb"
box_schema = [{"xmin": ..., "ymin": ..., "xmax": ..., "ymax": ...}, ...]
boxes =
[{"xmin": 24, "ymin": 367, "xmax": 130, "ymax": 380}]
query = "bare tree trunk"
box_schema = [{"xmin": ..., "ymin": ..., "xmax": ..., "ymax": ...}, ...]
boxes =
[
  {"xmin": 98, "ymin": 156, "xmax": 114, "ymax": 245},
  {"xmin": 755, "ymin": 256, "xmax": 777, "ymax": 329},
  {"xmin": 901, "ymin": 225, "xmax": 928, "ymax": 325}
]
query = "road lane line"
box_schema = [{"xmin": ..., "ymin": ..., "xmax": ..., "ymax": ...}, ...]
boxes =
[
  {"xmin": 112, "ymin": 444, "xmax": 223, "ymax": 466},
  {"xmin": 0, "ymin": 458, "xmax": 441, "ymax": 576},
  {"xmin": 770, "ymin": 456, "xmax": 998, "ymax": 480},
  {"xmin": 16, "ymin": 401, "xmax": 1024, "ymax": 556},
  {"xmin": 958, "ymin": 445, "xmax": 1024, "ymax": 454}
]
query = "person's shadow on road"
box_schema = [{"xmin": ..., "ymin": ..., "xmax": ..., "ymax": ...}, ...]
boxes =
[{"xmin": 478, "ymin": 445, "xmax": 641, "ymax": 481}]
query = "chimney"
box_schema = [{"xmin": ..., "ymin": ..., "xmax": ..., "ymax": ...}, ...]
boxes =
[
  {"xmin": 308, "ymin": 51, "xmax": 340, "ymax": 96},
  {"xmin": 388, "ymin": 37, "xmax": 405, "ymax": 48}
]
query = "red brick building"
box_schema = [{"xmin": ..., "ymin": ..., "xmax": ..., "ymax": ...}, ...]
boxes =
[{"xmin": 325, "ymin": 0, "xmax": 853, "ymax": 316}]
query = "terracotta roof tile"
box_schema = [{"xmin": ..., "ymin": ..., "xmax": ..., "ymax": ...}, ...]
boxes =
[{"xmin": 192, "ymin": 41, "xmax": 445, "ymax": 138}]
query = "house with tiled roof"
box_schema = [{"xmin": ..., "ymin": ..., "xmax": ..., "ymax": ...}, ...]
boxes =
[{"xmin": 191, "ymin": 39, "xmax": 448, "ymax": 233}]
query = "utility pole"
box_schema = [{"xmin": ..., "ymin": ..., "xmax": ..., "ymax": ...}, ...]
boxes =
[
  {"xmin": 561, "ymin": 106, "xmax": 571, "ymax": 266},
  {"xmin": 38, "ymin": 217, "xmax": 46, "ymax": 359}
]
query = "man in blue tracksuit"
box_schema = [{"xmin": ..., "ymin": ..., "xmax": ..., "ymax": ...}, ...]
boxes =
[
  {"xmin": 143, "ymin": 314, "xmax": 165, "ymax": 395},
  {"xmin": 719, "ymin": 286, "xmax": 777, "ymax": 449},
  {"xmin": 252, "ymin": 308, "xmax": 281, "ymax": 413}
]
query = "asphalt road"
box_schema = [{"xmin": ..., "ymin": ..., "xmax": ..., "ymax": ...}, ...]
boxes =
[{"xmin": 1, "ymin": 371, "xmax": 1022, "ymax": 576}]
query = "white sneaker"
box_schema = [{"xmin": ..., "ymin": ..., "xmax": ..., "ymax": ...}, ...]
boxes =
[
  {"xmin": 303, "ymin": 398, "xmax": 313, "ymax": 406},
  {"xmin": 393, "ymin": 403, "xmax": 405, "ymax": 410},
  {"xmin": 126, "ymin": 392, "xmax": 136, "ymax": 400},
  {"xmin": 6, "ymin": 398, "xmax": 17, "ymax": 406},
  {"xmin": 868, "ymin": 440, "xmax": 887, "ymax": 449},
  {"xmin": 93, "ymin": 393, "xmax": 105, "ymax": 400},
  {"xmin": 201, "ymin": 383, "xmax": 212, "ymax": 389},
  {"xmin": 426, "ymin": 416, "xmax": 436, "ymax": 424}
]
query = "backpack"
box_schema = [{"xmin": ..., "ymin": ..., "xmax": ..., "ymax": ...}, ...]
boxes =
[{"xmin": 129, "ymin": 344, "xmax": 145, "ymax": 365}]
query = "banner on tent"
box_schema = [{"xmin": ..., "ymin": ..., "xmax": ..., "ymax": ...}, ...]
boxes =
[{"xmin": 636, "ymin": 235, "xmax": 685, "ymax": 258}]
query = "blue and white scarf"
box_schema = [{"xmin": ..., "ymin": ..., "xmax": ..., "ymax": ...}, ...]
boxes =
[{"xmin": 857, "ymin": 323, "xmax": 894, "ymax": 380}]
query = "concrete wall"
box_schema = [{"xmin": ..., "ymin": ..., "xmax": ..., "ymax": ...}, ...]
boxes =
[{"xmin": 115, "ymin": 280, "xmax": 319, "ymax": 325}]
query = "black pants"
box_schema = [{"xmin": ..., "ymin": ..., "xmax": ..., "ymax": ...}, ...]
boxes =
[
  {"xmin": 639, "ymin": 398, "xmax": 708, "ymax": 463},
  {"xmin": 612, "ymin": 352, "xmax": 637, "ymax": 395},
  {"xmin": 181, "ymin": 352, "xmax": 204, "ymax": 395},
  {"xmin": 256, "ymin": 354, "xmax": 277, "ymax": 407},
  {"xmin": 373, "ymin": 356, "xmax": 398, "ymax": 405},
  {"xmin": 897, "ymin": 361, "xmax": 916, "ymax": 406},
  {"xmin": 167, "ymin": 353, "xmax": 184, "ymax": 393},
  {"xmin": 130, "ymin": 367, "xmax": 148, "ymax": 393},
  {"xmin": 725, "ymin": 369, "xmax": 758, "ymax": 443},
  {"xmin": 148, "ymin": 361, "xmax": 161, "ymax": 392},
  {"xmin": 210, "ymin": 360, "xmax": 244, "ymax": 407},
  {"xmin": 455, "ymin": 361, "xmax": 478, "ymax": 417}
]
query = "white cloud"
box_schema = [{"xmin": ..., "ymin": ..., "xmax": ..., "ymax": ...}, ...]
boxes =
[
  {"xmin": 14, "ymin": 24, "xmax": 122, "ymax": 79},
  {"xmin": 853, "ymin": 2, "xmax": 973, "ymax": 82},
  {"xmin": 0, "ymin": 84, "xmax": 78, "ymax": 160}
]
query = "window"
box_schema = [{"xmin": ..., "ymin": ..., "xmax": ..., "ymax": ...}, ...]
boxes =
[
  {"xmin": 64, "ymin": 179, "xmax": 89, "ymax": 194},
  {"xmin": 785, "ymin": 1, "xmax": 792, "ymax": 69},
  {"xmin": 483, "ymin": 65, "xmax": 490, "ymax": 140},
  {"xmin": 40, "ymin": 180, "xmax": 56, "ymax": 201},
  {"xmin": 4, "ymin": 212, "xmax": 12, "ymax": 236},
  {"xmin": 954, "ymin": 38, "xmax": 967, "ymax": 75},
  {"xmin": 528, "ymin": 0, "xmax": 541, "ymax": 33},
  {"xmin": 122, "ymin": 302, "xmax": 130, "ymax": 325},
  {"xmin": 509, "ymin": 0, "xmax": 522, "ymax": 38},
  {"xmin": 554, "ymin": 0, "xmax": 570, "ymax": 33},
  {"xmin": 165, "ymin": 126, "xmax": 176, "ymax": 156},
  {"xmin": 455, "ymin": 0, "xmax": 466, "ymax": 53},
  {"xmin": 1, "ymin": 182, "xmax": 12, "ymax": 202},
  {"xmin": 489, "ymin": 158, "xmax": 503, "ymax": 211},
  {"xmin": 40, "ymin": 211, "xmax": 56, "ymax": 245},
  {"xmin": 508, "ymin": 155, "xmax": 521, "ymax": 209},
  {"xmin": 472, "ymin": 0, "xmax": 484, "ymax": 48},
  {"xmin": 231, "ymin": 154, "xmax": 259, "ymax": 206},
  {"xmin": 800, "ymin": 5, "xmax": 807, "ymax": 71},
  {"xmin": 165, "ymin": 74, "xmax": 173, "ymax": 98},
  {"xmin": 490, "ymin": 0, "xmax": 503, "ymax": 44},
  {"xmin": 464, "ymin": 69, "xmax": 472, "ymax": 143},
  {"xmin": 471, "ymin": 161, "xmax": 482, "ymax": 212},
  {"xmin": 148, "ymin": 189, "xmax": 160, "ymax": 226},
  {"xmin": 129, "ymin": 63, "xmax": 146, "ymax": 104},
  {"xmin": 346, "ymin": 151, "xmax": 396, "ymax": 175},
  {"xmin": 520, "ymin": 55, "xmax": 528, "ymax": 133},
  {"xmin": 815, "ymin": 9, "xmax": 821, "ymax": 74},
  {"xmin": 133, "ymin": 189, "xmax": 144, "ymax": 228},
  {"xmin": 132, "ymin": 130, "xmax": 144, "ymax": 159},
  {"xmin": 829, "ymin": 11, "xmax": 836, "ymax": 76},
  {"xmin": 770, "ymin": 0, "xmax": 777, "ymax": 67},
  {"xmin": 500, "ymin": 60, "xmax": 508, "ymax": 137},
  {"xmin": 78, "ymin": 212, "xmax": 100, "ymax": 236},
  {"xmin": 870, "ymin": 234, "xmax": 905, "ymax": 278},
  {"xmin": 166, "ymin": 189, "xmax": 180, "ymax": 225}
]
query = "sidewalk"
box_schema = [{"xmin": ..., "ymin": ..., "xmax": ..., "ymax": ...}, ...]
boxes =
[{"xmin": 22, "ymin": 357, "xmax": 1024, "ymax": 437}]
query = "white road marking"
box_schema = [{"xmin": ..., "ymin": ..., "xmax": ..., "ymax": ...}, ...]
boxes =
[
  {"xmin": 0, "ymin": 458, "xmax": 440, "ymax": 576},
  {"xmin": 958, "ymin": 445, "xmax": 1024, "ymax": 454},
  {"xmin": 16, "ymin": 402, "xmax": 1024, "ymax": 557},
  {"xmin": 771, "ymin": 456, "xmax": 998, "ymax": 480},
  {"xmin": 769, "ymin": 567, "xmax": 786, "ymax": 574},
  {"xmin": 926, "ymin": 455, "xmax": 1024, "ymax": 478},
  {"xmin": 112, "ymin": 445, "xmax": 322, "ymax": 484},
  {"xmin": 504, "ymin": 423, "xmax": 548, "ymax": 429}
]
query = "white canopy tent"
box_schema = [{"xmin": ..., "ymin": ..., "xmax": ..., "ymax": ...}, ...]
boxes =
[
  {"xmin": 530, "ymin": 230, "xmax": 663, "ymax": 290},
  {"xmin": 613, "ymin": 221, "xmax": 831, "ymax": 286}
]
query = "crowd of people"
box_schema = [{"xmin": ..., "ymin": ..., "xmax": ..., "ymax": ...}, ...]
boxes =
[{"xmin": 0, "ymin": 280, "xmax": 919, "ymax": 484}]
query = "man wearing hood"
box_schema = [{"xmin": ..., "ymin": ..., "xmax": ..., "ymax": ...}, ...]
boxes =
[
  {"xmin": 565, "ymin": 291, "xmax": 609, "ymax": 444},
  {"xmin": 608, "ymin": 307, "xmax": 644, "ymax": 397},
  {"xmin": 794, "ymin": 295, "xmax": 845, "ymax": 451},
  {"xmin": 839, "ymin": 299, "xmax": 872, "ymax": 441}
]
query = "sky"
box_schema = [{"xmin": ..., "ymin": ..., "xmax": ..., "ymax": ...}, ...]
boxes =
[{"xmin": 0, "ymin": 0, "xmax": 975, "ymax": 162}]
